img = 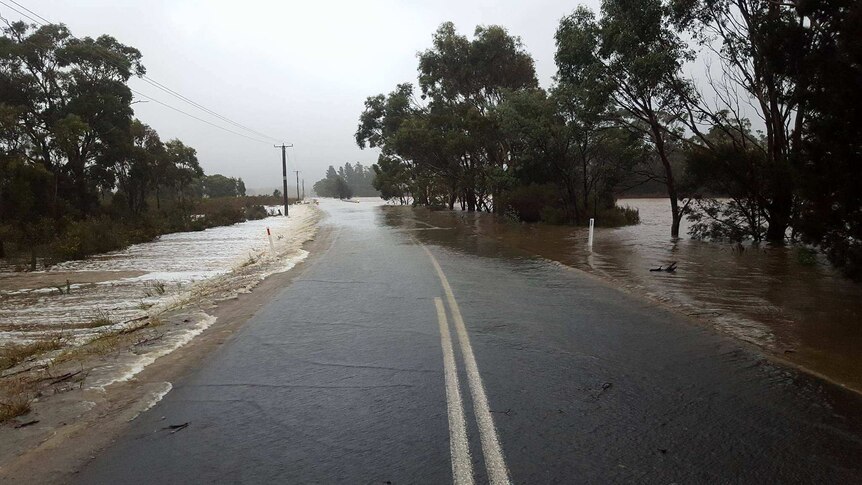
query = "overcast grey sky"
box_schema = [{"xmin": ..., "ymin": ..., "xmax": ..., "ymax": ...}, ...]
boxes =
[{"xmin": 9, "ymin": 0, "xmax": 601, "ymax": 190}]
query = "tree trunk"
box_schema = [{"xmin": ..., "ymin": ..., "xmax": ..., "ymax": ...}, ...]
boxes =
[
  {"xmin": 670, "ymin": 196, "xmax": 681, "ymax": 239},
  {"xmin": 651, "ymin": 121, "xmax": 681, "ymax": 238},
  {"xmin": 466, "ymin": 188, "xmax": 476, "ymax": 212},
  {"xmin": 765, "ymin": 187, "xmax": 792, "ymax": 244}
]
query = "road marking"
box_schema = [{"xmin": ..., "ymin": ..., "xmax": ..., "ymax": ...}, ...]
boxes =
[
  {"xmin": 424, "ymin": 247, "xmax": 512, "ymax": 485},
  {"xmin": 435, "ymin": 298, "xmax": 474, "ymax": 485}
]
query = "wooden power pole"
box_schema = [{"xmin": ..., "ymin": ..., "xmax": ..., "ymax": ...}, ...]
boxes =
[
  {"xmin": 293, "ymin": 170, "xmax": 301, "ymax": 201},
  {"xmin": 274, "ymin": 143, "xmax": 293, "ymax": 216}
]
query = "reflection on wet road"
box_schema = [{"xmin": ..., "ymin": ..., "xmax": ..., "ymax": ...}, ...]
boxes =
[{"xmin": 76, "ymin": 199, "xmax": 862, "ymax": 484}]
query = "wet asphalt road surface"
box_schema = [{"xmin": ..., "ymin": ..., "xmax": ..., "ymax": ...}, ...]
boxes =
[{"xmin": 76, "ymin": 200, "xmax": 862, "ymax": 484}]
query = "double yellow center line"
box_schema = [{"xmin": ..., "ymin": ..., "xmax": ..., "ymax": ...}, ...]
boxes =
[{"xmin": 424, "ymin": 245, "xmax": 511, "ymax": 485}]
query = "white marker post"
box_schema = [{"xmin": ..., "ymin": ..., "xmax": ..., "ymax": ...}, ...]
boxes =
[
  {"xmin": 266, "ymin": 227, "xmax": 275, "ymax": 252},
  {"xmin": 588, "ymin": 218, "xmax": 595, "ymax": 251}
]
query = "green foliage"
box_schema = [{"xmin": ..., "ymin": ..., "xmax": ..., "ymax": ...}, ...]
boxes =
[
  {"xmin": 245, "ymin": 204, "xmax": 267, "ymax": 220},
  {"xmin": 682, "ymin": 123, "xmax": 770, "ymax": 242},
  {"xmin": 686, "ymin": 198, "xmax": 758, "ymax": 243},
  {"xmin": 372, "ymin": 155, "xmax": 413, "ymax": 204},
  {"xmin": 556, "ymin": 0, "xmax": 691, "ymax": 237},
  {"xmin": 338, "ymin": 163, "xmax": 377, "ymax": 197},
  {"xmin": 597, "ymin": 205, "xmax": 641, "ymax": 228},
  {"xmin": 0, "ymin": 22, "xmax": 268, "ymax": 267},
  {"xmin": 357, "ymin": 22, "xmax": 538, "ymax": 212},
  {"xmin": 504, "ymin": 183, "xmax": 560, "ymax": 223},
  {"xmin": 49, "ymin": 216, "xmax": 137, "ymax": 261},
  {"xmin": 203, "ymin": 174, "xmax": 245, "ymax": 198}
]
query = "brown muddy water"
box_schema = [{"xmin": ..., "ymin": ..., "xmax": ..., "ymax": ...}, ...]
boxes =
[{"xmin": 391, "ymin": 198, "xmax": 862, "ymax": 393}]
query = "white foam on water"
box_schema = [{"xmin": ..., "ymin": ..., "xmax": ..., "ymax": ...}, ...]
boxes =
[
  {"xmin": 1, "ymin": 205, "xmax": 319, "ymax": 338},
  {"xmin": 129, "ymin": 382, "xmax": 173, "ymax": 422},
  {"xmin": 268, "ymin": 249, "xmax": 310, "ymax": 276},
  {"xmin": 87, "ymin": 313, "xmax": 217, "ymax": 390}
]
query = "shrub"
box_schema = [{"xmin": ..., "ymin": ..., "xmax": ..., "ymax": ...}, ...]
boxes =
[
  {"xmin": 504, "ymin": 183, "xmax": 560, "ymax": 223},
  {"xmin": 245, "ymin": 205, "xmax": 268, "ymax": 220},
  {"xmin": 595, "ymin": 205, "xmax": 640, "ymax": 227},
  {"xmin": 50, "ymin": 217, "xmax": 130, "ymax": 261}
]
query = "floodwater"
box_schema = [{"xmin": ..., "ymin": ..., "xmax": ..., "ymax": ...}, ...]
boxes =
[
  {"xmin": 385, "ymin": 198, "xmax": 862, "ymax": 393},
  {"xmin": 0, "ymin": 205, "xmax": 318, "ymax": 345}
]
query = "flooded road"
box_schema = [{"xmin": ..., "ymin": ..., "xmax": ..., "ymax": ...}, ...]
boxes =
[
  {"xmin": 72, "ymin": 199, "xmax": 862, "ymax": 484},
  {"xmin": 388, "ymin": 198, "xmax": 862, "ymax": 393}
]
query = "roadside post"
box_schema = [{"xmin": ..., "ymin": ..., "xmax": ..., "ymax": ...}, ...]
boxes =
[
  {"xmin": 267, "ymin": 227, "xmax": 275, "ymax": 252},
  {"xmin": 588, "ymin": 218, "xmax": 595, "ymax": 250}
]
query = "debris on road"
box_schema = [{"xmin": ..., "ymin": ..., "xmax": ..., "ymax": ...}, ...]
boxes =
[{"xmin": 162, "ymin": 422, "xmax": 189, "ymax": 434}]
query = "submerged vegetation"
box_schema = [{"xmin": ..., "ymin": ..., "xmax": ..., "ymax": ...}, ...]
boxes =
[
  {"xmin": 0, "ymin": 338, "xmax": 62, "ymax": 371},
  {"xmin": 357, "ymin": 0, "xmax": 862, "ymax": 278}
]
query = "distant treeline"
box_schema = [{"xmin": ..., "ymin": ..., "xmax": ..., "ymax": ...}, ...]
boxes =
[
  {"xmin": 357, "ymin": 1, "xmax": 862, "ymax": 279},
  {"xmin": 312, "ymin": 163, "xmax": 378, "ymax": 199},
  {"xmin": 0, "ymin": 22, "xmax": 272, "ymax": 267}
]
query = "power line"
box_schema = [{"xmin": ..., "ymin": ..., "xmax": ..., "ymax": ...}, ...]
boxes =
[
  {"xmin": 5, "ymin": 0, "xmax": 49, "ymax": 24},
  {"xmin": 130, "ymin": 88, "xmax": 272, "ymax": 144},
  {"xmin": 138, "ymin": 76, "xmax": 281, "ymax": 143},
  {"xmin": 0, "ymin": 2, "xmax": 282, "ymax": 144},
  {"xmin": 0, "ymin": 0, "xmax": 39, "ymax": 24}
]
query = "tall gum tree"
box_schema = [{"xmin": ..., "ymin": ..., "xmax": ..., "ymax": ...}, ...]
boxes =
[
  {"xmin": 670, "ymin": 0, "xmax": 810, "ymax": 243},
  {"xmin": 556, "ymin": 2, "xmax": 693, "ymax": 238},
  {"xmin": 0, "ymin": 21, "xmax": 144, "ymax": 216},
  {"xmin": 417, "ymin": 22, "xmax": 537, "ymax": 212}
]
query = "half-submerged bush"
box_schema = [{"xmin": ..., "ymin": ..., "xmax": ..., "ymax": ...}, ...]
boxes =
[{"xmin": 596, "ymin": 205, "xmax": 640, "ymax": 227}]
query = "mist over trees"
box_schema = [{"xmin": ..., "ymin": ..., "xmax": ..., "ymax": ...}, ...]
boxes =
[
  {"xmin": 357, "ymin": 1, "xmax": 862, "ymax": 279},
  {"xmin": 0, "ymin": 21, "xmax": 265, "ymax": 265},
  {"xmin": 312, "ymin": 163, "xmax": 377, "ymax": 199}
]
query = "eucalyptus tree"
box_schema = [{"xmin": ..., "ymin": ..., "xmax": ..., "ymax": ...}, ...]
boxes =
[
  {"xmin": 416, "ymin": 22, "xmax": 538, "ymax": 212},
  {"xmin": 496, "ymin": 85, "xmax": 638, "ymax": 224},
  {"xmin": 164, "ymin": 139, "xmax": 201, "ymax": 202},
  {"xmin": 202, "ymin": 173, "xmax": 244, "ymax": 199},
  {"xmin": 371, "ymin": 155, "xmax": 412, "ymax": 205},
  {"xmin": 356, "ymin": 83, "xmax": 434, "ymax": 204},
  {"xmin": 0, "ymin": 20, "xmax": 144, "ymax": 216},
  {"xmin": 106, "ymin": 119, "xmax": 163, "ymax": 215},
  {"xmin": 669, "ymin": 0, "xmax": 814, "ymax": 243},
  {"xmin": 556, "ymin": 2, "xmax": 692, "ymax": 237}
]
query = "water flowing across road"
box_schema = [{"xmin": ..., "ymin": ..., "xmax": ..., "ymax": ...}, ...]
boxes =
[{"xmin": 388, "ymin": 198, "xmax": 862, "ymax": 393}]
